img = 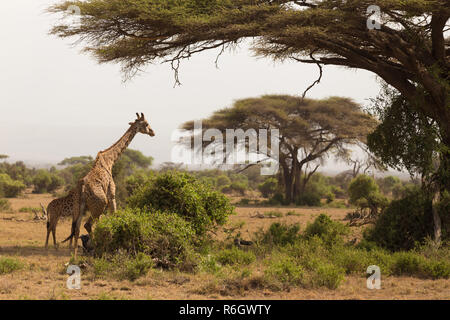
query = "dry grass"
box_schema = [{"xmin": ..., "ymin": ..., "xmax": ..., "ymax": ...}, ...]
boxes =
[{"xmin": 0, "ymin": 192, "xmax": 448, "ymax": 300}]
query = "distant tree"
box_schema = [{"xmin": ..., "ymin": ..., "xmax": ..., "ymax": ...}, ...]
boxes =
[
  {"xmin": 0, "ymin": 173, "xmax": 26, "ymax": 198},
  {"xmin": 58, "ymin": 156, "xmax": 93, "ymax": 166},
  {"xmin": 377, "ymin": 176, "xmax": 401, "ymax": 196},
  {"xmin": 182, "ymin": 95, "xmax": 377, "ymax": 203},
  {"xmin": 112, "ymin": 149, "xmax": 154, "ymax": 178},
  {"xmin": 0, "ymin": 155, "xmax": 8, "ymax": 161},
  {"xmin": 258, "ymin": 177, "xmax": 278, "ymax": 198},
  {"xmin": 32, "ymin": 170, "xmax": 64, "ymax": 194},
  {"xmin": 348, "ymin": 175, "xmax": 388, "ymax": 223}
]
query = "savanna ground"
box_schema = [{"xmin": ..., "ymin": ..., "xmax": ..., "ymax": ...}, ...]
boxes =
[{"xmin": 0, "ymin": 192, "xmax": 448, "ymax": 300}]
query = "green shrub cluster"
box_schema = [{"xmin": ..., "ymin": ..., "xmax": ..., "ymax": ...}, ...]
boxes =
[
  {"xmin": 128, "ymin": 171, "xmax": 234, "ymax": 236},
  {"xmin": 304, "ymin": 214, "xmax": 349, "ymax": 246},
  {"xmin": 93, "ymin": 208, "xmax": 198, "ymax": 271},
  {"xmin": 32, "ymin": 170, "xmax": 64, "ymax": 194},
  {"xmin": 363, "ymin": 190, "xmax": 438, "ymax": 251},
  {"xmin": 0, "ymin": 257, "xmax": 24, "ymax": 274},
  {"xmin": 0, "ymin": 173, "xmax": 26, "ymax": 198},
  {"xmin": 216, "ymin": 247, "xmax": 256, "ymax": 266},
  {"xmin": 91, "ymin": 252, "xmax": 154, "ymax": 281},
  {"xmin": 0, "ymin": 198, "xmax": 11, "ymax": 211}
]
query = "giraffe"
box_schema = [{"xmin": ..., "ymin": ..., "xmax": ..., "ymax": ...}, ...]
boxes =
[
  {"xmin": 40, "ymin": 180, "xmax": 84, "ymax": 250},
  {"xmin": 63, "ymin": 113, "xmax": 155, "ymax": 258}
]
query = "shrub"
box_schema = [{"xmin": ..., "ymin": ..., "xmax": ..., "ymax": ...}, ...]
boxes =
[
  {"xmin": 325, "ymin": 192, "xmax": 335, "ymax": 204},
  {"xmin": 363, "ymin": 190, "xmax": 438, "ymax": 251},
  {"xmin": 257, "ymin": 223, "xmax": 300, "ymax": 247},
  {"xmin": 128, "ymin": 171, "xmax": 234, "ymax": 236},
  {"xmin": 93, "ymin": 208, "xmax": 198, "ymax": 271},
  {"xmin": 264, "ymin": 254, "xmax": 304, "ymax": 286},
  {"xmin": 0, "ymin": 257, "xmax": 24, "ymax": 274},
  {"xmin": 0, "ymin": 174, "xmax": 26, "ymax": 198},
  {"xmin": 348, "ymin": 175, "xmax": 388, "ymax": 218},
  {"xmin": 268, "ymin": 193, "xmax": 285, "ymax": 206},
  {"xmin": 18, "ymin": 207, "xmax": 41, "ymax": 213},
  {"xmin": 115, "ymin": 252, "xmax": 154, "ymax": 281},
  {"xmin": 32, "ymin": 170, "xmax": 64, "ymax": 194},
  {"xmin": 91, "ymin": 252, "xmax": 154, "ymax": 281},
  {"xmin": 216, "ymin": 247, "xmax": 256, "ymax": 266},
  {"xmin": 0, "ymin": 199, "xmax": 11, "ymax": 211},
  {"xmin": 258, "ymin": 178, "xmax": 278, "ymax": 198},
  {"xmin": 296, "ymin": 191, "xmax": 321, "ymax": 207},
  {"xmin": 391, "ymin": 251, "xmax": 449, "ymax": 279},
  {"xmin": 310, "ymin": 263, "xmax": 345, "ymax": 289},
  {"xmin": 304, "ymin": 214, "xmax": 349, "ymax": 246}
]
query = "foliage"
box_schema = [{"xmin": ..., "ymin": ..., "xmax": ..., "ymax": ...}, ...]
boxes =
[
  {"xmin": 128, "ymin": 171, "xmax": 234, "ymax": 236},
  {"xmin": 0, "ymin": 173, "xmax": 26, "ymax": 198},
  {"xmin": 304, "ymin": 214, "xmax": 349, "ymax": 246},
  {"xmin": 58, "ymin": 156, "xmax": 93, "ymax": 166},
  {"xmin": 216, "ymin": 247, "xmax": 256, "ymax": 266},
  {"xmin": 256, "ymin": 223, "xmax": 301, "ymax": 247},
  {"xmin": 362, "ymin": 190, "xmax": 446, "ymax": 251},
  {"xmin": 182, "ymin": 95, "xmax": 377, "ymax": 204},
  {"xmin": 0, "ymin": 199, "xmax": 11, "ymax": 211},
  {"xmin": 32, "ymin": 170, "xmax": 64, "ymax": 194},
  {"xmin": 368, "ymin": 85, "xmax": 441, "ymax": 177},
  {"xmin": 258, "ymin": 178, "xmax": 278, "ymax": 198},
  {"xmin": 93, "ymin": 208, "xmax": 197, "ymax": 271},
  {"xmin": 0, "ymin": 257, "xmax": 24, "ymax": 274},
  {"xmin": 348, "ymin": 175, "xmax": 388, "ymax": 219}
]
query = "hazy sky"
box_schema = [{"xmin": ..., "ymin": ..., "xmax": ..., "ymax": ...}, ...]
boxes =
[{"xmin": 0, "ymin": 0, "xmax": 382, "ymax": 170}]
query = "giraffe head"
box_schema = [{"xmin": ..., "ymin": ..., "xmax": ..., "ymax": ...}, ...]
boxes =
[{"xmin": 129, "ymin": 113, "xmax": 155, "ymax": 137}]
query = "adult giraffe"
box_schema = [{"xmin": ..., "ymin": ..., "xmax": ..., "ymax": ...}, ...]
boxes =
[{"xmin": 64, "ymin": 113, "xmax": 155, "ymax": 258}]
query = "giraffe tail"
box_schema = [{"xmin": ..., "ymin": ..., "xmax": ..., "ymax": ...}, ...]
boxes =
[
  {"xmin": 62, "ymin": 224, "xmax": 76, "ymax": 243},
  {"xmin": 40, "ymin": 203, "xmax": 49, "ymax": 228}
]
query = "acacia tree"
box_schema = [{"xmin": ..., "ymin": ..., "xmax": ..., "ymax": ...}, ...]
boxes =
[
  {"xmin": 181, "ymin": 95, "xmax": 377, "ymax": 203},
  {"xmin": 48, "ymin": 0, "xmax": 449, "ymax": 233}
]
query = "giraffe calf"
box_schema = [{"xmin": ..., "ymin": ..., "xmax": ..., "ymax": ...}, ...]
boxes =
[{"xmin": 40, "ymin": 189, "xmax": 78, "ymax": 250}]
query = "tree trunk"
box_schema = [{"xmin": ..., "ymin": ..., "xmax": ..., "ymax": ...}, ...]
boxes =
[{"xmin": 432, "ymin": 190, "xmax": 442, "ymax": 246}]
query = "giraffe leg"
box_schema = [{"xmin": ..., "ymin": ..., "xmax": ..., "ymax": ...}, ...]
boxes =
[
  {"xmin": 52, "ymin": 227, "xmax": 58, "ymax": 250},
  {"xmin": 45, "ymin": 226, "xmax": 50, "ymax": 251},
  {"xmin": 84, "ymin": 216, "xmax": 94, "ymax": 235},
  {"xmin": 108, "ymin": 198, "xmax": 117, "ymax": 213},
  {"xmin": 73, "ymin": 214, "xmax": 83, "ymax": 260}
]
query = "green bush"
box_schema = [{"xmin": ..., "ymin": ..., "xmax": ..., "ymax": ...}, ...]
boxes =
[
  {"xmin": 128, "ymin": 171, "xmax": 234, "ymax": 236},
  {"xmin": 0, "ymin": 199, "xmax": 11, "ymax": 211},
  {"xmin": 0, "ymin": 173, "xmax": 26, "ymax": 198},
  {"xmin": 391, "ymin": 251, "xmax": 450, "ymax": 279},
  {"xmin": 310, "ymin": 263, "xmax": 345, "ymax": 289},
  {"xmin": 268, "ymin": 193, "xmax": 285, "ymax": 206},
  {"xmin": 93, "ymin": 208, "xmax": 198, "ymax": 271},
  {"xmin": 296, "ymin": 191, "xmax": 322, "ymax": 207},
  {"xmin": 363, "ymin": 190, "xmax": 438, "ymax": 251},
  {"xmin": 304, "ymin": 214, "xmax": 349, "ymax": 246},
  {"xmin": 0, "ymin": 257, "xmax": 24, "ymax": 274},
  {"xmin": 257, "ymin": 223, "xmax": 300, "ymax": 247},
  {"xmin": 32, "ymin": 170, "xmax": 64, "ymax": 194},
  {"xmin": 91, "ymin": 252, "xmax": 154, "ymax": 281},
  {"xmin": 264, "ymin": 254, "xmax": 304, "ymax": 286},
  {"xmin": 18, "ymin": 207, "xmax": 41, "ymax": 213},
  {"xmin": 258, "ymin": 178, "xmax": 278, "ymax": 198},
  {"xmin": 216, "ymin": 247, "xmax": 256, "ymax": 266}
]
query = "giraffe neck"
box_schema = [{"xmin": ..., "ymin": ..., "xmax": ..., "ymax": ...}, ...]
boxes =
[{"xmin": 94, "ymin": 126, "xmax": 138, "ymax": 173}]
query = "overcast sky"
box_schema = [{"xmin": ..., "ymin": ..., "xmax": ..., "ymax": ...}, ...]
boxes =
[{"xmin": 0, "ymin": 0, "xmax": 382, "ymax": 171}]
